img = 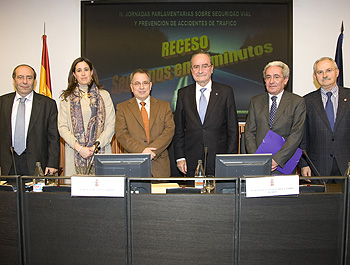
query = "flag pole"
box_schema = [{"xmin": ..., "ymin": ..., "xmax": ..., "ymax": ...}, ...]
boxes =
[{"xmin": 39, "ymin": 23, "xmax": 52, "ymax": 98}]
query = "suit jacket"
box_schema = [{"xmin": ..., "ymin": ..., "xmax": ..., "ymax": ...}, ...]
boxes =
[
  {"xmin": 245, "ymin": 90, "xmax": 306, "ymax": 169},
  {"xmin": 299, "ymin": 86, "xmax": 350, "ymax": 175},
  {"xmin": 174, "ymin": 81, "xmax": 239, "ymax": 176},
  {"xmin": 115, "ymin": 96, "xmax": 175, "ymax": 178},
  {"xmin": 0, "ymin": 92, "xmax": 60, "ymax": 175}
]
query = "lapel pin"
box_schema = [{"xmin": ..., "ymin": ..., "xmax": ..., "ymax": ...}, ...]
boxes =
[
  {"xmin": 344, "ymin": 98, "xmax": 348, "ymax": 102},
  {"xmin": 216, "ymin": 93, "xmax": 218, "ymax": 96}
]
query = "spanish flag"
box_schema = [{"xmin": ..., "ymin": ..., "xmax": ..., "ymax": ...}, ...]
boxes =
[
  {"xmin": 39, "ymin": 34, "xmax": 52, "ymax": 98},
  {"xmin": 335, "ymin": 22, "xmax": 344, "ymax": 87}
]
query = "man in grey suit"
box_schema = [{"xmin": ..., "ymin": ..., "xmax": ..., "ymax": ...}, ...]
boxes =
[
  {"xmin": 174, "ymin": 52, "xmax": 239, "ymax": 176},
  {"xmin": 0, "ymin": 64, "xmax": 60, "ymax": 176},
  {"xmin": 300, "ymin": 57, "xmax": 350, "ymax": 177},
  {"xmin": 245, "ymin": 61, "xmax": 306, "ymax": 173}
]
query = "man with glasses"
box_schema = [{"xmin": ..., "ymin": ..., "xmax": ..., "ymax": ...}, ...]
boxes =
[
  {"xmin": 245, "ymin": 61, "xmax": 306, "ymax": 174},
  {"xmin": 115, "ymin": 69, "xmax": 175, "ymax": 177},
  {"xmin": 300, "ymin": 57, "xmax": 350, "ymax": 177},
  {"xmin": 0, "ymin": 64, "xmax": 60, "ymax": 176},
  {"xmin": 174, "ymin": 52, "xmax": 239, "ymax": 177}
]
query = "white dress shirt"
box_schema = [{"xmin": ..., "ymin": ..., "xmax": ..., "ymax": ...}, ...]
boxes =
[
  {"xmin": 11, "ymin": 91, "xmax": 34, "ymax": 147},
  {"xmin": 196, "ymin": 80, "xmax": 212, "ymax": 114},
  {"xmin": 321, "ymin": 85, "xmax": 339, "ymax": 120},
  {"xmin": 268, "ymin": 90, "xmax": 284, "ymax": 111},
  {"xmin": 136, "ymin": 96, "xmax": 151, "ymax": 118}
]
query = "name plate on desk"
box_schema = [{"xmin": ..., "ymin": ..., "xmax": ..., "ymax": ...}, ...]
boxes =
[
  {"xmin": 71, "ymin": 176, "xmax": 125, "ymax": 197},
  {"xmin": 246, "ymin": 175, "xmax": 299, "ymax": 198}
]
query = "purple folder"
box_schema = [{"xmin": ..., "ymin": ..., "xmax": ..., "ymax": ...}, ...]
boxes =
[{"xmin": 255, "ymin": 130, "xmax": 302, "ymax": 174}]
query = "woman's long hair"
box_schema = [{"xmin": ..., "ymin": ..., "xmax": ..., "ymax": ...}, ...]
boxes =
[{"xmin": 60, "ymin": 57, "xmax": 103, "ymax": 100}]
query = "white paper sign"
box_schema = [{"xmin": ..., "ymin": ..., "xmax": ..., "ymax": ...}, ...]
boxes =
[
  {"xmin": 71, "ymin": 176, "xmax": 125, "ymax": 197},
  {"xmin": 245, "ymin": 175, "xmax": 299, "ymax": 198}
]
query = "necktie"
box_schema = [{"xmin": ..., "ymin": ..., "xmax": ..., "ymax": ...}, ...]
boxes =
[
  {"xmin": 140, "ymin": 102, "xmax": 150, "ymax": 143},
  {"xmin": 325, "ymin": 92, "xmax": 335, "ymax": 131},
  {"xmin": 199, "ymin": 87, "xmax": 207, "ymax": 124},
  {"xmin": 14, "ymin": 97, "xmax": 26, "ymax": 155},
  {"xmin": 269, "ymin": 96, "xmax": 277, "ymax": 128}
]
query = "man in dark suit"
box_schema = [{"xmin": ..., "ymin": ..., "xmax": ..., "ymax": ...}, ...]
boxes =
[
  {"xmin": 245, "ymin": 61, "xmax": 306, "ymax": 173},
  {"xmin": 300, "ymin": 57, "xmax": 350, "ymax": 177},
  {"xmin": 115, "ymin": 69, "xmax": 175, "ymax": 178},
  {"xmin": 174, "ymin": 52, "xmax": 239, "ymax": 176},
  {"xmin": 0, "ymin": 64, "xmax": 60, "ymax": 176}
]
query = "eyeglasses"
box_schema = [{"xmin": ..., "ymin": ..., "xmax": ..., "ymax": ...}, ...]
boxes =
[
  {"xmin": 265, "ymin": 74, "xmax": 283, "ymax": 81},
  {"xmin": 132, "ymin": 81, "xmax": 150, "ymax": 88},
  {"xmin": 191, "ymin": 64, "xmax": 212, "ymax": 71},
  {"xmin": 315, "ymin": 68, "xmax": 336, "ymax": 75}
]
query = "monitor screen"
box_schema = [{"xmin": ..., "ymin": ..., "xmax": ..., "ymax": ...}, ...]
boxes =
[
  {"xmin": 215, "ymin": 154, "xmax": 272, "ymax": 193},
  {"xmin": 94, "ymin": 153, "xmax": 152, "ymax": 193}
]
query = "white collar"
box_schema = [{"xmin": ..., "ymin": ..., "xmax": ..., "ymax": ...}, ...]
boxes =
[
  {"xmin": 15, "ymin": 90, "xmax": 33, "ymax": 101},
  {"xmin": 196, "ymin": 80, "xmax": 212, "ymax": 92}
]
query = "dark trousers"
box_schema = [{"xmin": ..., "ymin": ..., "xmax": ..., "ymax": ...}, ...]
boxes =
[
  {"xmin": 9, "ymin": 151, "xmax": 30, "ymax": 176},
  {"xmin": 330, "ymin": 157, "xmax": 342, "ymax": 176},
  {"xmin": 325, "ymin": 157, "xmax": 342, "ymax": 184}
]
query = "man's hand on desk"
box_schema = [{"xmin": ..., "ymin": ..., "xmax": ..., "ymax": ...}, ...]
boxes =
[{"xmin": 177, "ymin": 160, "xmax": 187, "ymax": 175}]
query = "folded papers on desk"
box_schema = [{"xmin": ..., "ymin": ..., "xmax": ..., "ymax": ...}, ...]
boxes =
[
  {"xmin": 256, "ymin": 130, "xmax": 302, "ymax": 175},
  {"xmin": 151, "ymin": 183, "xmax": 179, "ymax": 194}
]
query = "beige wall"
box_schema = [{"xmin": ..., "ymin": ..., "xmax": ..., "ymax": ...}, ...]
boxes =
[{"xmin": 0, "ymin": 0, "xmax": 349, "ymax": 103}]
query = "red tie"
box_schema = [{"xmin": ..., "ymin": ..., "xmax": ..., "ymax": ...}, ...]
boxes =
[{"xmin": 140, "ymin": 102, "xmax": 150, "ymax": 143}]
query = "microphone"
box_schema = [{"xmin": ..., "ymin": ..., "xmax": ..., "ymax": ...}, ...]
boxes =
[
  {"xmin": 203, "ymin": 146, "xmax": 208, "ymax": 176},
  {"xmin": 10, "ymin": 147, "xmax": 18, "ymax": 175},
  {"xmin": 85, "ymin": 141, "xmax": 101, "ymax": 175},
  {"xmin": 92, "ymin": 141, "xmax": 100, "ymax": 153},
  {"xmin": 302, "ymin": 150, "xmax": 321, "ymax": 177}
]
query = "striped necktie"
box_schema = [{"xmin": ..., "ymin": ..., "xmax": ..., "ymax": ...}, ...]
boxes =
[{"xmin": 269, "ymin": 96, "xmax": 277, "ymax": 128}]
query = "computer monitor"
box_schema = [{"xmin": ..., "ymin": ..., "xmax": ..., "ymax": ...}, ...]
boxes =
[
  {"xmin": 215, "ymin": 154, "xmax": 272, "ymax": 193},
  {"xmin": 94, "ymin": 153, "xmax": 152, "ymax": 193}
]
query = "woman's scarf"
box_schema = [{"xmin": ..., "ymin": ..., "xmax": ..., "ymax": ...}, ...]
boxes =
[{"xmin": 70, "ymin": 84, "xmax": 106, "ymax": 174}]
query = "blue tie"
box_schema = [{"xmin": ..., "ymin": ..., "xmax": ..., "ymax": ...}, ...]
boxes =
[
  {"xmin": 14, "ymin": 97, "xmax": 26, "ymax": 155},
  {"xmin": 199, "ymin": 87, "xmax": 207, "ymax": 124},
  {"xmin": 325, "ymin": 92, "xmax": 334, "ymax": 131},
  {"xmin": 269, "ymin": 96, "xmax": 277, "ymax": 128}
]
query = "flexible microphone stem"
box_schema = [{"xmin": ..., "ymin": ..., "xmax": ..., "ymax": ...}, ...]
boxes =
[
  {"xmin": 85, "ymin": 141, "xmax": 100, "ymax": 175},
  {"xmin": 203, "ymin": 147, "xmax": 208, "ymax": 176},
  {"xmin": 302, "ymin": 150, "xmax": 326, "ymax": 187},
  {"xmin": 10, "ymin": 147, "xmax": 18, "ymax": 175},
  {"xmin": 302, "ymin": 150, "xmax": 321, "ymax": 177}
]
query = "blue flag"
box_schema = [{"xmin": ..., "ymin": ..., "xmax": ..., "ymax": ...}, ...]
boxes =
[{"xmin": 335, "ymin": 22, "xmax": 344, "ymax": 86}]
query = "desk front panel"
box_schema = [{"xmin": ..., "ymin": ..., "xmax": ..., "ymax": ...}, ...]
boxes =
[
  {"xmin": 0, "ymin": 190, "xmax": 21, "ymax": 265},
  {"xmin": 239, "ymin": 193, "xmax": 345, "ymax": 265},
  {"xmin": 130, "ymin": 194, "xmax": 236, "ymax": 265},
  {"xmin": 22, "ymin": 193, "xmax": 126, "ymax": 265}
]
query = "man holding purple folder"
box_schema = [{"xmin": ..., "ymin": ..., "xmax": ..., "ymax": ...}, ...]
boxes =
[{"xmin": 245, "ymin": 61, "xmax": 306, "ymax": 174}]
